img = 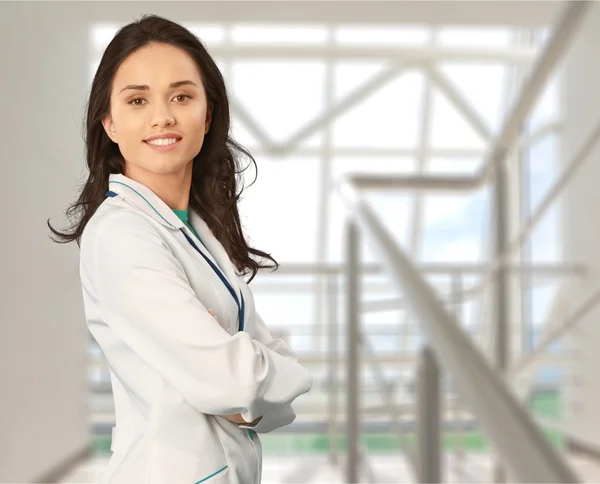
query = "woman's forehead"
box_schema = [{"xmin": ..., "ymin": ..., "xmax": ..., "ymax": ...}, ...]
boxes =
[{"xmin": 113, "ymin": 43, "xmax": 202, "ymax": 90}]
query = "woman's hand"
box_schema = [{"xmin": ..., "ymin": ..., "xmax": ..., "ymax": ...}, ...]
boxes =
[
  {"xmin": 220, "ymin": 413, "xmax": 247, "ymax": 425},
  {"xmin": 219, "ymin": 414, "xmax": 263, "ymax": 426},
  {"xmin": 208, "ymin": 308, "xmax": 234, "ymax": 335},
  {"xmin": 208, "ymin": 308, "xmax": 262, "ymax": 427},
  {"xmin": 207, "ymin": 308, "xmax": 220, "ymax": 325}
]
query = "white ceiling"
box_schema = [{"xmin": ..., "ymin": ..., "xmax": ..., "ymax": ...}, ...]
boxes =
[{"xmin": 88, "ymin": 1, "xmax": 562, "ymax": 27}]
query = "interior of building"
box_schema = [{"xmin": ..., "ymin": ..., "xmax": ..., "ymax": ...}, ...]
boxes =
[{"xmin": 2, "ymin": 1, "xmax": 600, "ymax": 482}]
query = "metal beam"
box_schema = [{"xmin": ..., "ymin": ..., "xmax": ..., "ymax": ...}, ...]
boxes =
[
  {"xmin": 491, "ymin": 154, "xmax": 510, "ymax": 483},
  {"xmin": 249, "ymin": 147, "xmax": 486, "ymax": 158},
  {"xmin": 229, "ymin": 95, "xmax": 274, "ymax": 149},
  {"xmin": 278, "ymin": 64, "xmax": 407, "ymax": 154},
  {"xmin": 408, "ymin": 46, "xmax": 434, "ymax": 257},
  {"xmin": 341, "ymin": 2, "xmax": 590, "ymax": 194},
  {"xmin": 478, "ymin": 1, "xmax": 592, "ymax": 180},
  {"xmin": 211, "ymin": 45, "xmax": 539, "ymax": 63},
  {"xmin": 417, "ymin": 347, "xmax": 442, "ymax": 483},
  {"xmin": 359, "ymin": 330, "xmax": 418, "ymax": 480},
  {"xmin": 240, "ymin": 120, "xmax": 557, "ymax": 160},
  {"xmin": 327, "ymin": 274, "xmax": 340, "ymax": 465},
  {"xmin": 512, "ymin": 285, "xmax": 600, "ymax": 376},
  {"xmin": 346, "ymin": 222, "xmax": 361, "ymax": 483},
  {"xmin": 350, "ymin": 173, "xmax": 477, "ymax": 191},
  {"xmin": 426, "ymin": 65, "xmax": 493, "ymax": 141},
  {"xmin": 263, "ymin": 262, "xmax": 586, "ymax": 276},
  {"xmin": 517, "ymin": 120, "xmax": 563, "ymax": 149},
  {"xmin": 312, "ymin": 27, "xmax": 335, "ymax": 376},
  {"xmin": 90, "ymin": 352, "xmax": 570, "ymax": 371},
  {"xmin": 508, "ymin": 116, "xmax": 600, "ymax": 259}
]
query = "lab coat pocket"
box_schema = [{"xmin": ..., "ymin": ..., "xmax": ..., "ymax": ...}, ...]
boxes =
[{"xmin": 149, "ymin": 441, "xmax": 230, "ymax": 483}]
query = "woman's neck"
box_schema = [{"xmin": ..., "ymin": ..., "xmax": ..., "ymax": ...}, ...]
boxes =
[{"xmin": 124, "ymin": 162, "xmax": 192, "ymax": 210}]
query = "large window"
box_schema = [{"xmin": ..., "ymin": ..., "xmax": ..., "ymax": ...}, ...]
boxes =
[{"xmin": 89, "ymin": 22, "xmax": 563, "ymax": 453}]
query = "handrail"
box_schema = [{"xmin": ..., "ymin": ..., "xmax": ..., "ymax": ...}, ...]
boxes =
[
  {"xmin": 269, "ymin": 261, "xmax": 586, "ymax": 276},
  {"xmin": 338, "ymin": 178, "xmax": 580, "ymax": 483},
  {"xmin": 347, "ymin": 113, "xmax": 600, "ymax": 304}
]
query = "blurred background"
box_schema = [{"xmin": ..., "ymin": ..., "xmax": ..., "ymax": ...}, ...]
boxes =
[{"xmin": 2, "ymin": 0, "xmax": 600, "ymax": 482}]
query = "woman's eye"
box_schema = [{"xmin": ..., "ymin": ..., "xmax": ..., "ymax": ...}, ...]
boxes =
[{"xmin": 127, "ymin": 95, "xmax": 191, "ymax": 105}]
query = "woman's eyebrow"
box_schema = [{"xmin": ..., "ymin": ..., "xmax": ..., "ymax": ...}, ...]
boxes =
[{"xmin": 118, "ymin": 80, "xmax": 198, "ymax": 95}]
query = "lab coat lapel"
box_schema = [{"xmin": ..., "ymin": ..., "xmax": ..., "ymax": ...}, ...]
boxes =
[
  {"xmin": 107, "ymin": 174, "xmax": 241, "ymax": 298},
  {"xmin": 188, "ymin": 209, "xmax": 242, "ymax": 299},
  {"xmin": 107, "ymin": 173, "xmax": 220, "ymax": 269}
]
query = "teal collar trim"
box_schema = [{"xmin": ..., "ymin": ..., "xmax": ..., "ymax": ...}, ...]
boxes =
[
  {"xmin": 195, "ymin": 465, "xmax": 228, "ymax": 483},
  {"xmin": 109, "ymin": 180, "xmax": 177, "ymax": 228},
  {"xmin": 106, "ymin": 174, "xmax": 184, "ymax": 231}
]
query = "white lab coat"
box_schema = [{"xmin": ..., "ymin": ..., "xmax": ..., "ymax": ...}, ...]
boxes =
[{"xmin": 79, "ymin": 173, "xmax": 313, "ymax": 484}]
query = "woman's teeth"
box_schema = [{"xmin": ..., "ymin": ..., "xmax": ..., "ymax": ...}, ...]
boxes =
[{"xmin": 147, "ymin": 138, "xmax": 179, "ymax": 146}]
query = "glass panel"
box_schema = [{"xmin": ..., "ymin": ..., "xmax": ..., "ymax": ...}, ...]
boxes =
[
  {"xmin": 332, "ymin": 71, "xmax": 425, "ymax": 149},
  {"xmin": 437, "ymin": 27, "xmax": 513, "ymax": 48},
  {"xmin": 528, "ymin": 134, "xmax": 560, "ymax": 210},
  {"xmin": 232, "ymin": 24, "xmax": 328, "ymax": 44},
  {"xmin": 187, "ymin": 24, "xmax": 226, "ymax": 44},
  {"xmin": 439, "ymin": 62, "xmax": 509, "ymax": 133},
  {"xmin": 334, "ymin": 61, "xmax": 387, "ymax": 102},
  {"xmin": 231, "ymin": 61, "xmax": 326, "ymax": 142},
  {"xmin": 238, "ymin": 156, "xmax": 321, "ymax": 263},
  {"xmin": 327, "ymin": 157, "xmax": 416, "ymax": 263},
  {"xmin": 335, "ymin": 25, "xmax": 432, "ymax": 45},
  {"xmin": 421, "ymin": 189, "xmax": 489, "ymax": 263},
  {"xmin": 529, "ymin": 72, "xmax": 560, "ymax": 131},
  {"xmin": 430, "ymin": 89, "xmax": 487, "ymax": 149}
]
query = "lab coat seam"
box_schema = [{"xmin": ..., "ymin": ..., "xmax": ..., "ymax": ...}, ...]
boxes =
[{"xmin": 212, "ymin": 420, "xmax": 232, "ymax": 468}]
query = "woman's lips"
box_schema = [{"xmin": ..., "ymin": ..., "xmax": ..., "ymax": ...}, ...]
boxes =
[{"xmin": 143, "ymin": 138, "xmax": 182, "ymax": 153}]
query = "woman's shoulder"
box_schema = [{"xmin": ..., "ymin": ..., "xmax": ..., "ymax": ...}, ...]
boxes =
[{"xmin": 81, "ymin": 198, "xmax": 163, "ymax": 256}]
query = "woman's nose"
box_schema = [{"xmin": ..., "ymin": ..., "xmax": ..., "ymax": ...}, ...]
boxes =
[{"xmin": 150, "ymin": 104, "xmax": 175, "ymax": 127}]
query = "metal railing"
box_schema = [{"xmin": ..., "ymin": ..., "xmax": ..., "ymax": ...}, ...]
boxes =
[
  {"xmin": 339, "ymin": 178, "xmax": 580, "ymax": 483},
  {"xmin": 335, "ymin": 4, "xmax": 593, "ymax": 481},
  {"xmin": 332, "ymin": 2, "xmax": 597, "ymax": 482}
]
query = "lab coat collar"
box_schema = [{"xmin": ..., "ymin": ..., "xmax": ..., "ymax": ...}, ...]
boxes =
[
  {"xmin": 107, "ymin": 173, "xmax": 242, "ymax": 297},
  {"xmin": 107, "ymin": 173, "xmax": 185, "ymax": 231}
]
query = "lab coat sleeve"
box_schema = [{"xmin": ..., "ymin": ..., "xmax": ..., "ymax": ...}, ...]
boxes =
[
  {"xmin": 237, "ymin": 313, "xmax": 305, "ymax": 433},
  {"xmin": 88, "ymin": 211, "xmax": 313, "ymax": 418}
]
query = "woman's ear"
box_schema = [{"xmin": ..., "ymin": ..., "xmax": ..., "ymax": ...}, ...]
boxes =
[
  {"xmin": 204, "ymin": 105, "xmax": 213, "ymax": 134},
  {"xmin": 102, "ymin": 114, "xmax": 118, "ymax": 143}
]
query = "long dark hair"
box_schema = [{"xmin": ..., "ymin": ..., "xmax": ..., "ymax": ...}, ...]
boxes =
[{"xmin": 48, "ymin": 14, "xmax": 277, "ymax": 282}]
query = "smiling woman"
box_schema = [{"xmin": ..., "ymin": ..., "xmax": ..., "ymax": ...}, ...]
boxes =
[
  {"xmin": 48, "ymin": 14, "xmax": 277, "ymax": 281},
  {"xmin": 46, "ymin": 13, "xmax": 312, "ymax": 484}
]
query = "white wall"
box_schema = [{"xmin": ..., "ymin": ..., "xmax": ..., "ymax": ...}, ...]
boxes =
[
  {"xmin": 0, "ymin": 3, "xmax": 92, "ymax": 482},
  {"xmin": 560, "ymin": 2, "xmax": 600, "ymax": 451}
]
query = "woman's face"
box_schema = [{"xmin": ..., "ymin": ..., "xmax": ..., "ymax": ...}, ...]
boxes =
[{"xmin": 102, "ymin": 42, "xmax": 211, "ymax": 180}]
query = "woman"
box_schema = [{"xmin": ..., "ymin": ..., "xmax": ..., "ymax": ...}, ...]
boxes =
[{"xmin": 48, "ymin": 14, "xmax": 312, "ymax": 484}]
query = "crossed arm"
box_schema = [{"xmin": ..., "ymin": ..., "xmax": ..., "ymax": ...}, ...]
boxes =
[{"xmin": 89, "ymin": 212, "xmax": 312, "ymax": 433}]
